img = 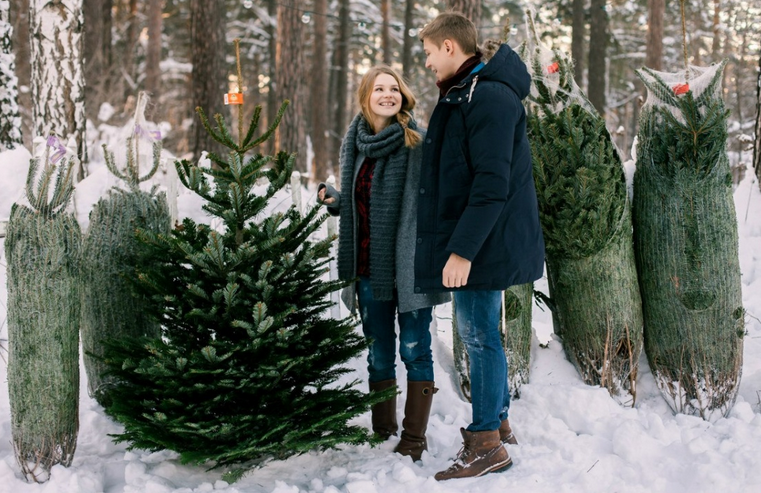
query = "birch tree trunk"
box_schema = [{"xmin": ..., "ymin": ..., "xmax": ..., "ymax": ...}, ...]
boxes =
[
  {"xmin": 11, "ymin": 0, "xmax": 30, "ymax": 148},
  {"xmin": 30, "ymin": 0, "xmax": 86, "ymax": 179},
  {"xmin": 275, "ymin": 0, "xmax": 306, "ymax": 172},
  {"xmin": 145, "ymin": 0, "xmax": 162, "ymax": 97},
  {"xmin": 645, "ymin": 0, "xmax": 664, "ymax": 70},
  {"xmin": 310, "ymin": 0, "xmax": 329, "ymax": 181},
  {"xmin": 1, "ymin": 1, "xmax": 22, "ymax": 150},
  {"xmin": 588, "ymin": 0, "xmax": 608, "ymax": 117}
]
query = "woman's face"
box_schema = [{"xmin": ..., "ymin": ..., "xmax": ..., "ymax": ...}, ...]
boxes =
[{"xmin": 368, "ymin": 73, "xmax": 403, "ymax": 124}]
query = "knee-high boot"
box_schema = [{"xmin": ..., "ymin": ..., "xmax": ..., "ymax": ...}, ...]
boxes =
[
  {"xmin": 394, "ymin": 381, "xmax": 437, "ymax": 461},
  {"xmin": 369, "ymin": 379, "xmax": 398, "ymax": 439}
]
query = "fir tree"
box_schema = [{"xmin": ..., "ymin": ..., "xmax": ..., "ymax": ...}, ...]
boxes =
[
  {"xmin": 520, "ymin": 16, "xmax": 643, "ymax": 403},
  {"xmin": 102, "ymin": 98, "xmax": 387, "ymax": 479},
  {"xmin": 5, "ymin": 143, "xmax": 81, "ymax": 482},
  {"xmin": 634, "ymin": 62, "xmax": 743, "ymax": 420}
]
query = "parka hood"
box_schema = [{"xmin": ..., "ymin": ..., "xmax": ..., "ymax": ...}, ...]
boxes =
[{"xmin": 477, "ymin": 44, "xmax": 531, "ymax": 100}]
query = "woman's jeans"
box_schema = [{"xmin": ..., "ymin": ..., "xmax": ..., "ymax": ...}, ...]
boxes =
[
  {"xmin": 356, "ymin": 276, "xmax": 434, "ymax": 383},
  {"xmin": 453, "ymin": 290, "xmax": 511, "ymax": 432}
]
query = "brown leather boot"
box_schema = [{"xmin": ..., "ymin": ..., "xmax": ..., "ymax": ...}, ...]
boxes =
[
  {"xmin": 499, "ymin": 419, "xmax": 518, "ymax": 445},
  {"xmin": 369, "ymin": 379, "xmax": 398, "ymax": 439},
  {"xmin": 434, "ymin": 428, "xmax": 512, "ymax": 481},
  {"xmin": 394, "ymin": 381, "xmax": 437, "ymax": 461}
]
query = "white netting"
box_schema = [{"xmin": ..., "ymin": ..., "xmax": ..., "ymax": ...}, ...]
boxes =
[{"xmin": 638, "ymin": 61, "xmax": 727, "ymax": 120}]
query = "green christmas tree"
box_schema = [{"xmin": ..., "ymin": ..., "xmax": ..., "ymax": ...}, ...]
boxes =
[
  {"xmin": 5, "ymin": 142, "xmax": 81, "ymax": 482},
  {"xmin": 101, "ymin": 95, "xmax": 387, "ymax": 479},
  {"xmin": 634, "ymin": 61, "xmax": 743, "ymax": 420},
  {"xmin": 519, "ymin": 12, "xmax": 643, "ymax": 403},
  {"xmin": 81, "ymin": 92, "xmax": 171, "ymax": 407}
]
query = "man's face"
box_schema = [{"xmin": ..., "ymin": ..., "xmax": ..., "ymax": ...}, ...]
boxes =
[{"xmin": 423, "ymin": 38, "xmax": 458, "ymax": 82}]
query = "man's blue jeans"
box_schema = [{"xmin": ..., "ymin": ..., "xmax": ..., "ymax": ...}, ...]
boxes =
[
  {"xmin": 356, "ymin": 276, "xmax": 434, "ymax": 383},
  {"xmin": 454, "ymin": 290, "xmax": 510, "ymax": 432}
]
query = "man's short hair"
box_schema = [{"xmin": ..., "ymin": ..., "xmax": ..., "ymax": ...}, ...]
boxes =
[{"xmin": 418, "ymin": 11, "xmax": 478, "ymax": 55}]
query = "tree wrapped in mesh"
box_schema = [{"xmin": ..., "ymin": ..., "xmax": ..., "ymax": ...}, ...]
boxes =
[
  {"xmin": 519, "ymin": 18, "xmax": 643, "ymax": 404},
  {"xmin": 634, "ymin": 61, "xmax": 743, "ymax": 420},
  {"xmin": 102, "ymin": 101, "xmax": 386, "ymax": 479},
  {"xmin": 453, "ymin": 283, "xmax": 534, "ymax": 401},
  {"xmin": 5, "ymin": 142, "xmax": 81, "ymax": 482},
  {"xmin": 81, "ymin": 93, "xmax": 171, "ymax": 407}
]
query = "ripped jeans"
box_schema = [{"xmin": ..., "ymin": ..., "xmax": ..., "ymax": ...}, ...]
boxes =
[
  {"xmin": 356, "ymin": 276, "xmax": 434, "ymax": 383},
  {"xmin": 453, "ymin": 290, "xmax": 510, "ymax": 432}
]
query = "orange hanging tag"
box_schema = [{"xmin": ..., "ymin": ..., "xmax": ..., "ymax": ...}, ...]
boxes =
[
  {"xmin": 546, "ymin": 62, "xmax": 560, "ymax": 74},
  {"xmin": 224, "ymin": 93, "xmax": 244, "ymax": 105},
  {"xmin": 672, "ymin": 83, "xmax": 690, "ymax": 96}
]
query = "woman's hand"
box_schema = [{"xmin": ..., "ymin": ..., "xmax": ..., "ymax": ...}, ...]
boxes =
[{"xmin": 318, "ymin": 187, "xmax": 336, "ymax": 205}]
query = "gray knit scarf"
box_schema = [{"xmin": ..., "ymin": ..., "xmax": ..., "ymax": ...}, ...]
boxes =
[{"xmin": 337, "ymin": 114, "xmax": 413, "ymax": 301}]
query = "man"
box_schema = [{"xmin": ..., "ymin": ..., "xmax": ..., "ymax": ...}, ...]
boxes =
[{"xmin": 415, "ymin": 12, "xmax": 545, "ymax": 480}]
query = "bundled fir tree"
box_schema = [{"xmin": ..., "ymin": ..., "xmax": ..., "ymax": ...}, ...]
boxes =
[
  {"xmin": 81, "ymin": 93, "xmax": 171, "ymax": 406},
  {"xmin": 519, "ymin": 16, "xmax": 643, "ymax": 403},
  {"xmin": 5, "ymin": 140, "xmax": 81, "ymax": 482},
  {"xmin": 634, "ymin": 60, "xmax": 743, "ymax": 420},
  {"xmin": 453, "ymin": 284, "xmax": 534, "ymax": 400},
  {"xmin": 102, "ymin": 97, "xmax": 387, "ymax": 479}
]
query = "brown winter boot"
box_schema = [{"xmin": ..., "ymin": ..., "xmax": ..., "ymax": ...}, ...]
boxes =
[
  {"xmin": 394, "ymin": 381, "xmax": 437, "ymax": 461},
  {"xmin": 499, "ymin": 419, "xmax": 518, "ymax": 445},
  {"xmin": 434, "ymin": 428, "xmax": 513, "ymax": 481},
  {"xmin": 369, "ymin": 379, "xmax": 398, "ymax": 439}
]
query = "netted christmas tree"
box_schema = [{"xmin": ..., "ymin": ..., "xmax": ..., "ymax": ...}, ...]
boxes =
[
  {"xmin": 5, "ymin": 140, "xmax": 81, "ymax": 482},
  {"xmin": 453, "ymin": 284, "xmax": 534, "ymax": 400},
  {"xmin": 81, "ymin": 92, "xmax": 171, "ymax": 407},
  {"xmin": 634, "ymin": 59, "xmax": 743, "ymax": 420},
  {"xmin": 102, "ymin": 89, "xmax": 386, "ymax": 479},
  {"xmin": 519, "ymin": 13, "xmax": 643, "ymax": 403}
]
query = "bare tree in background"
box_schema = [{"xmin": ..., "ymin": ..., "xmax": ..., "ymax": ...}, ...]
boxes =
[
  {"xmin": 447, "ymin": 0, "xmax": 481, "ymax": 31},
  {"xmin": 123, "ymin": 0, "xmax": 138, "ymax": 96},
  {"xmin": 332, "ymin": 0, "xmax": 350, "ymax": 164},
  {"xmin": 190, "ymin": 0, "xmax": 226, "ymax": 161},
  {"xmin": 1, "ymin": 1, "xmax": 22, "ymax": 150},
  {"xmin": 276, "ymin": 0, "xmax": 306, "ymax": 172},
  {"xmin": 571, "ymin": 0, "xmax": 585, "ymax": 87},
  {"xmin": 145, "ymin": 0, "xmax": 163, "ymax": 98},
  {"xmin": 83, "ymin": 0, "xmax": 112, "ymax": 120},
  {"xmin": 645, "ymin": 0, "xmax": 664, "ymax": 70},
  {"xmin": 311, "ymin": 0, "xmax": 329, "ymax": 181},
  {"xmin": 588, "ymin": 0, "xmax": 608, "ymax": 117},
  {"xmin": 402, "ymin": 0, "xmax": 415, "ymax": 79},
  {"xmin": 381, "ymin": 0, "xmax": 391, "ymax": 64},
  {"xmin": 30, "ymin": 0, "xmax": 87, "ymax": 179},
  {"xmin": 266, "ymin": 0, "xmax": 277, "ymax": 154},
  {"xmin": 754, "ymin": 50, "xmax": 760, "ymax": 186}
]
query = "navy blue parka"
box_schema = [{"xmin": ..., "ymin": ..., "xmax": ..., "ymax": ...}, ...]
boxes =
[{"xmin": 414, "ymin": 44, "xmax": 545, "ymax": 293}]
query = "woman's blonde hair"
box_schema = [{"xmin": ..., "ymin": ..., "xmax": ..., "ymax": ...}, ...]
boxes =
[{"xmin": 357, "ymin": 65, "xmax": 421, "ymax": 148}]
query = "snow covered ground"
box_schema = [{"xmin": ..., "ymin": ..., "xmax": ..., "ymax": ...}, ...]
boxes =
[{"xmin": 2, "ymin": 141, "xmax": 761, "ymax": 493}]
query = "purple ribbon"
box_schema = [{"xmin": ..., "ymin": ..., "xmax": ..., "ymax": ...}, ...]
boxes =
[
  {"xmin": 134, "ymin": 124, "xmax": 162, "ymax": 141},
  {"xmin": 46, "ymin": 135, "xmax": 67, "ymax": 164}
]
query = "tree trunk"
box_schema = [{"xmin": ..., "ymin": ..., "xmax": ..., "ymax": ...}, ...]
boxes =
[
  {"xmin": 381, "ymin": 0, "xmax": 391, "ymax": 64},
  {"xmin": 83, "ymin": 0, "xmax": 104, "ymax": 119},
  {"xmin": 275, "ymin": 0, "xmax": 306, "ymax": 172},
  {"xmin": 144, "ymin": 0, "xmax": 162, "ymax": 97},
  {"xmin": 31, "ymin": 0, "xmax": 87, "ymax": 179},
  {"xmin": 402, "ymin": 0, "xmax": 414, "ymax": 79},
  {"xmin": 645, "ymin": 0, "xmax": 664, "ymax": 71},
  {"xmin": 266, "ymin": 0, "xmax": 277, "ymax": 154},
  {"xmin": 310, "ymin": 0, "xmax": 329, "ymax": 181},
  {"xmin": 754, "ymin": 51, "xmax": 761, "ymax": 186},
  {"xmin": 11, "ymin": 0, "xmax": 31, "ymax": 148},
  {"xmin": 712, "ymin": 0, "xmax": 720, "ymax": 60},
  {"xmin": 190, "ymin": 0, "xmax": 226, "ymax": 162},
  {"xmin": 1, "ymin": 2, "xmax": 22, "ymax": 150},
  {"xmin": 333, "ymin": 0, "xmax": 350, "ymax": 167},
  {"xmin": 571, "ymin": 0, "xmax": 585, "ymax": 87},
  {"xmin": 447, "ymin": 0, "xmax": 481, "ymax": 30},
  {"xmin": 123, "ymin": 0, "xmax": 138, "ymax": 96},
  {"xmin": 588, "ymin": 0, "xmax": 608, "ymax": 117}
]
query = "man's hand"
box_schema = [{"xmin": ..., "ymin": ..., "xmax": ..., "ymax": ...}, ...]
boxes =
[{"xmin": 442, "ymin": 253, "xmax": 471, "ymax": 288}]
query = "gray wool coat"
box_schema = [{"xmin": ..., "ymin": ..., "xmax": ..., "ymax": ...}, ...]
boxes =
[{"xmin": 321, "ymin": 128, "xmax": 450, "ymax": 313}]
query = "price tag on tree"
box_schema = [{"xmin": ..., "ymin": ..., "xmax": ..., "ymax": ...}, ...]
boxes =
[{"xmin": 224, "ymin": 93, "xmax": 244, "ymax": 105}]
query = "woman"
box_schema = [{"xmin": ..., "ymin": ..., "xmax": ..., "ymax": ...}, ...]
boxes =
[{"xmin": 318, "ymin": 65, "xmax": 449, "ymax": 461}]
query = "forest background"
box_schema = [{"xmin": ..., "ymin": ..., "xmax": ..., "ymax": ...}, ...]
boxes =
[{"xmin": 2, "ymin": 0, "xmax": 760, "ymax": 184}]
